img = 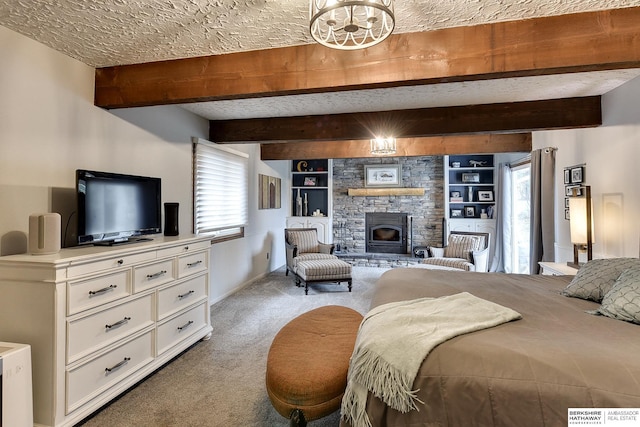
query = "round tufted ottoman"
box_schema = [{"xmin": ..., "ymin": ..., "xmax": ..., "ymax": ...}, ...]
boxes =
[{"xmin": 266, "ymin": 305, "xmax": 363, "ymax": 426}]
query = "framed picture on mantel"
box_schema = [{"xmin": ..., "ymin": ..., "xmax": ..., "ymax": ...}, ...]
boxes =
[{"xmin": 364, "ymin": 164, "xmax": 402, "ymax": 188}]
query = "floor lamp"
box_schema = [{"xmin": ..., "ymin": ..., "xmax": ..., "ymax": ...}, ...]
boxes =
[{"xmin": 567, "ymin": 185, "xmax": 593, "ymax": 268}]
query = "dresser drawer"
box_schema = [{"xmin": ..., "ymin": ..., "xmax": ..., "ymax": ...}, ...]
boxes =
[
  {"xmin": 133, "ymin": 259, "xmax": 175, "ymax": 293},
  {"xmin": 156, "ymin": 302, "xmax": 208, "ymax": 355},
  {"xmin": 67, "ymin": 251, "xmax": 156, "ymax": 279},
  {"xmin": 157, "ymin": 274, "xmax": 207, "ymax": 320},
  {"xmin": 156, "ymin": 240, "xmax": 211, "ymax": 259},
  {"xmin": 66, "ymin": 329, "xmax": 154, "ymax": 413},
  {"xmin": 67, "ymin": 293, "xmax": 154, "ymax": 364},
  {"xmin": 177, "ymin": 251, "xmax": 208, "ymax": 278},
  {"xmin": 68, "ymin": 270, "xmax": 131, "ymax": 315}
]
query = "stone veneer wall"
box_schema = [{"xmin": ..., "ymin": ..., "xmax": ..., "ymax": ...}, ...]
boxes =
[{"xmin": 332, "ymin": 156, "xmax": 445, "ymax": 254}]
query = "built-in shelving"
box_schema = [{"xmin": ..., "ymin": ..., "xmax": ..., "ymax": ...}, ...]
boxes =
[
  {"xmin": 444, "ymin": 154, "xmax": 498, "ymax": 262},
  {"xmin": 290, "ymin": 159, "xmax": 331, "ymax": 217},
  {"xmin": 446, "ymin": 154, "xmax": 495, "ymax": 220},
  {"xmin": 287, "ymin": 159, "xmax": 333, "ymax": 243}
]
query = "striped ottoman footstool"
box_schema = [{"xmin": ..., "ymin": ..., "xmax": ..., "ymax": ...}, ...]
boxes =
[
  {"xmin": 266, "ymin": 306, "xmax": 363, "ymax": 426},
  {"xmin": 293, "ymin": 259, "xmax": 352, "ymax": 295}
]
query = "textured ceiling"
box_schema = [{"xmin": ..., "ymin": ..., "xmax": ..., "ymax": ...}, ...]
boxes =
[
  {"xmin": 2, "ymin": 0, "xmax": 640, "ymax": 121},
  {"xmin": 2, "ymin": 0, "xmax": 640, "ymax": 68},
  {"xmin": 182, "ymin": 69, "xmax": 640, "ymax": 119}
]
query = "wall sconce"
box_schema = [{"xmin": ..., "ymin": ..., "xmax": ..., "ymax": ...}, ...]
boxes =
[
  {"xmin": 370, "ymin": 137, "xmax": 396, "ymax": 155},
  {"xmin": 568, "ymin": 185, "xmax": 593, "ymax": 268}
]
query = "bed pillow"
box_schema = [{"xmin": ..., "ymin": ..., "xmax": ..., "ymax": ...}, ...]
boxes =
[
  {"xmin": 562, "ymin": 258, "xmax": 640, "ymax": 302},
  {"xmin": 597, "ymin": 266, "xmax": 640, "ymax": 324},
  {"xmin": 444, "ymin": 234, "xmax": 484, "ymax": 261}
]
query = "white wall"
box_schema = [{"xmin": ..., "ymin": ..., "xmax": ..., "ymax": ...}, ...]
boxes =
[
  {"xmin": 207, "ymin": 144, "xmax": 290, "ymax": 303},
  {"xmin": 0, "ymin": 26, "xmax": 289, "ymax": 303},
  {"xmin": 533, "ymin": 75, "xmax": 640, "ymax": 261}
]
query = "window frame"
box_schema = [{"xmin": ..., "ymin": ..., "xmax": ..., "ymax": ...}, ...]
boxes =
[{"xmin": 192, "ymin": 137, "xmax": 249, "ymax": 243}]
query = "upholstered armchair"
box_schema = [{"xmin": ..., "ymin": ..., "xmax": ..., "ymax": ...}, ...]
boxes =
[
  {"xmin": 284, "ymin": 228, "xmax": 336, "ymax": 276},
  {"xmin": 421, "ymin": 231, "xmax": 490, "ymax": 272}
]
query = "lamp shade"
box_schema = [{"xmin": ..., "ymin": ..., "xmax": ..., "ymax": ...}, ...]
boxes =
[{"xmin": 569, "ymin": 196, "xmax": 594, "ymax": 244}]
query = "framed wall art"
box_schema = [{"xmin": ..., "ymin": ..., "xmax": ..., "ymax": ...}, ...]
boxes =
[
  {"xmin": 571, "ymin": 166, "xmax": 583, "ymax": 183},
  {"xmin": 364, "ymin": 164, "xmax": 402, "ymax": 187},
  {"xmin": 462, "ymin": 172, "xmax": 480, "ymax": 183},
  {"xmin": 566, "ymin": 185, "xmax": 581, "ymax": 196},
  {"xmin": 477, "ymin": 190, "xmax": 494, "ymax": 202},
  {"xmin": 258, "ymin": 174, "xmax": 281, "ymax": 209}
]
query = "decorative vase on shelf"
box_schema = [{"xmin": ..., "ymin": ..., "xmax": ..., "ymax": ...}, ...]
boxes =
[
  {"xmin": 468, "ymin": 186, "xmax": 473, "ymax": 202},
  {"xmin": 296, "ymin": 189, "xmax": 302, "ymax": 216},
  {"xmin": 303, "ymin": 193, "xmax": 308, "ymax": 216}
]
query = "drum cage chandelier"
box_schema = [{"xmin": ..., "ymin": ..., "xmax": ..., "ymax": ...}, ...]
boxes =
[
  {"xmin": 370, "ymin": 137, "xmax": 397, "ymax": 155},
  {"xmin": 309, "ymin": 0, "xmax": 395, "ymax": 50}
]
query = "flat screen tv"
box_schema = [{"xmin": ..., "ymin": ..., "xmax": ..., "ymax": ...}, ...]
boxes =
[{"xmin": 76, "ymin": 169, "xmax": 162, "ymax": 245}]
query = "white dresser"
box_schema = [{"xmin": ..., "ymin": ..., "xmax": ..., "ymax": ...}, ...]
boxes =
[{"xmin": 0, "ymin": 235, "xmax": 213, "ymax": 427}]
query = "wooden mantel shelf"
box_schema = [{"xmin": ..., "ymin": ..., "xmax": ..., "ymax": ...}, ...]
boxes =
[{"xmin": 348, "ymin": 188, "xmax": 425, "ymax": 196}]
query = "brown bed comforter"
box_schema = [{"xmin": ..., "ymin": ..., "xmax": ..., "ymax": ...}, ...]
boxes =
[{"xmin": 340, "ymin": 268, "xmax": 640, "ymax": 427}]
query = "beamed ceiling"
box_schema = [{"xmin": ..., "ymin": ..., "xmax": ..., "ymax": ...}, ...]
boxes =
[{"xmin": 3, "ymin": 2, "xmax": 640, "ymax": 159}]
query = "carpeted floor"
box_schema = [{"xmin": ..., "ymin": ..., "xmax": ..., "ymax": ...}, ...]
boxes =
[{"xmin": 77, "ymin": 266, "xmax": 389, "ymax": 427}]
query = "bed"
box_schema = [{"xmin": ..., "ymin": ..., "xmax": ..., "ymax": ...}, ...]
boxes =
[{"xmin": 340, "ymin": 265, "xmax": 640, "ymax": 427}]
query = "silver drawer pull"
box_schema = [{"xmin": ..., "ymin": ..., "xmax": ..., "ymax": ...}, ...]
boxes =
[
  {"xmin": 178, "ymin": 290, "xmax": 195, "ymax": 299},
  {"xmin": 186, "ymin": 260, "xmax": 202, "ymax": 268},
  {"xmin": 146, "ymin": 270, "xmax": 167, "ymax": 280},
  {"xmin": 177, "ymin": 320, "xmax": 194, "ymax": 331},
  {"xmin": 105, "ymin": 357, "xmax": 130, "ymax": 373},
  {"xmin": 105, "ymin": 317, "xmax": 131, "ymax": 329},
  {"xmin": 89, "ymin": 284, "xmax": 117, "ymax": 296},
  {"xmin": 183, "ymin": 246, "xmax": 189, "ymax": 251}
]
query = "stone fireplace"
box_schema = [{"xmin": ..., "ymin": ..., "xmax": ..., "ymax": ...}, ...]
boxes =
[
  {"xmin": 365, "ymin": 213, "xmax": 408, "ymax": 254},
  {"xmin": 331, "ymin": 157, "xmax": 445, "ymax": 258}
]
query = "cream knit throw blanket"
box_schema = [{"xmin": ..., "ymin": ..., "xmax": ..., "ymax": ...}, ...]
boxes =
[{"xmin": 340, "ymin": 292, "xmax": 522, "ymax": 427}]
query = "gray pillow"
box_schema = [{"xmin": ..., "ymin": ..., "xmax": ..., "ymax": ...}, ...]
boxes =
[
  {"xmin": 562, "ymin": 258, "xmax": 640, "ymax": 302},
  {"xmin": 597, "ymin": 266, "xmax": 640, "ymax": 324},
  {"xmin": 444, "ymin": 234, "xmax": 483, "ymax": 261}
]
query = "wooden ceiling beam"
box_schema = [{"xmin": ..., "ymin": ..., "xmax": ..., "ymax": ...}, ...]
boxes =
[
  {"xmin": 94, "ymin": 7, "xmax": 640, "ymax": 109},
  {"xmin": 260, "ymin": 134, "xmax": 533, "ymax": 160},
  {"xmin": 211, "ymin": 97, "xmax": 601, "ymax": 143}
]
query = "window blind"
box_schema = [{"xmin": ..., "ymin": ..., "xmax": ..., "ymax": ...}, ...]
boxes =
[{"xmin": 193, "ymin": 138, "xmax": 249, "ymax": 239}]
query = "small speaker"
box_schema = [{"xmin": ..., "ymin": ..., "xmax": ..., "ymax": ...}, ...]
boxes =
[
  {"xmin": 29, "ymin": 213, "xmax": 61, "ymax": 255},
  {"xmin": 164, "ymin": 203, "xmax": 179, "ymax": 236}
]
